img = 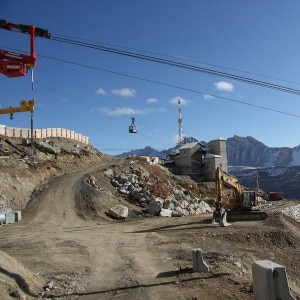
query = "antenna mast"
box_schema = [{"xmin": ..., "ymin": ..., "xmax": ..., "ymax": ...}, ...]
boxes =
[{"xmin": 178, "ymin": 99, "xmax": 184, "ymax": 144}]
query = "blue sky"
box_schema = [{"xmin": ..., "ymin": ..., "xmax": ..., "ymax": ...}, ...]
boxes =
[{"xmin": 2, "ymin": 1, "xmax": 300, "ymax": 155}]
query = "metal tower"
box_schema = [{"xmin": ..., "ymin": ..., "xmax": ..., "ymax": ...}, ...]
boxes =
[{"xmin": 178, "ymin": 99, "xmax": 184, "ymax": 144}]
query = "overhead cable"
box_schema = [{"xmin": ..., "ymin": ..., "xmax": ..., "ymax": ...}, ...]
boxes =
[
  {"xmin": 48, "ymin": 35, "xmax": 300, "ymax": 96},
  {"xmin": 39, "ymin": 54, "xmax": 300, "ymax": 118}
]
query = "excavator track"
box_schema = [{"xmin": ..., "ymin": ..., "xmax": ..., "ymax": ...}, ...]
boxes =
[{"xmin": 226, "ymin": 210, "xmax": 268, "ymax": 222}]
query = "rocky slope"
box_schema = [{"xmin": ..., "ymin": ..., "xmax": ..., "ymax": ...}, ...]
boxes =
[
  {"xmin": 0, "ymin": 137, "xmax": 217, "ymax": 218},
  {"xmin": 0, "ymin": 137, "xmax": 110, "ymax": 210}
]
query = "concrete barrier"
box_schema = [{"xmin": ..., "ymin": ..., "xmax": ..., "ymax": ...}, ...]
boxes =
[
  {"xmin": 252, "ymin": 260, "xmax": 295, "ymax": 300},
  {"xmin": 0, "ymin": 124, "xmax": 89, "ymax": 144},
  {"xmin": 192, "ymin": 248, "xmax": 209, "ymax": 272},
  {"xmin": 0, "ymin": 209, "xmax": 22, "ymax": 224}
]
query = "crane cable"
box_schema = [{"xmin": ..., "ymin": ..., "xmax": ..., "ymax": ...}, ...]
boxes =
[{"xmin": 30, "ymin": 68, "xmax": 35, "ymax": 157}]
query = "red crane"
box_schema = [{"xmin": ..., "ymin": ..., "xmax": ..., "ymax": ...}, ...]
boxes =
[{"xmin": 0, "ymin": 19, "xmax": 50, "ymax": 77}]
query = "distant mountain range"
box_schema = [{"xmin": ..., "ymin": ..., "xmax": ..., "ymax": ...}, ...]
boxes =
[
  {"xmin": 115, "ymin": 135, "xmax": 300, "ymax": 199},
  {"xmin": 227, "ymin": 135, "xmax": 300, "ymax": 167},
  {"xmin": 116, "ymin": 136, "xmax": 199, "ymax": 159}
]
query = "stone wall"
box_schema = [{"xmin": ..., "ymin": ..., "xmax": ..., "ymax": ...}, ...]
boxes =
[{"xmin": 0, "ymin": 124, "xmax": 89, "ymax": 144}]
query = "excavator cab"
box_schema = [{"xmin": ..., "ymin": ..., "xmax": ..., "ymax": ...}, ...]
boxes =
[
  {"xmin": 242, "ymin": 191, "xmax": 257, "ymax": 209},
  {"xmin": 129, "ymin": 117, "xmax": 138, "ymax": 133}
]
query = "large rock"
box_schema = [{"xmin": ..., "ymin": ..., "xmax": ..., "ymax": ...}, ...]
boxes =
[
  {"xmin": 148, "ymin": 200, "xmax": 162, "ymax": 216},
  {"xmin": 108, "ymin": 205, "xmax": 128, "ymax": 219},
  {"xmin": 159, "ymin": 208, "xmax": 172, "ymax": 217}
]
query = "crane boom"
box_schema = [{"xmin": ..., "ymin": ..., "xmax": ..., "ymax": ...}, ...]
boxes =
[{"xmin": 0, "ymin": 100, "xmax": 34, "ymax": 119}]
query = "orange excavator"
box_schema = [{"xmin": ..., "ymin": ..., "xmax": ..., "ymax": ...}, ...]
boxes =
[{"xmin": 214, "ymin": 167, "xmax": 267, "ymax": 225}]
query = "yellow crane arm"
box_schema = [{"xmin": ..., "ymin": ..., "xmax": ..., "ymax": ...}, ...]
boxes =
[{"xmin": 0, "ymin": 99, "xmax": 34, "ymax": 119}]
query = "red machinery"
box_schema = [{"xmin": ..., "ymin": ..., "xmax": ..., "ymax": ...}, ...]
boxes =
[
  {"xmin": 268, "ymin": 192, "xmax": 284, "ymax": 201},
  {"xmin": 0, "ymin": 19, "xmax": 50, "ymax": 77}
]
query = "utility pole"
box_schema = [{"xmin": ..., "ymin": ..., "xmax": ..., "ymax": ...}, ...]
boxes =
[{"xmin": 256, "ymin": 170, "xmax": 260, "ymax": 192}]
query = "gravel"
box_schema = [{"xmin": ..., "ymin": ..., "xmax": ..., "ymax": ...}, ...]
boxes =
[{"xmin": 279, "ymin": 203, "xmax": 300, "ymax": 222}]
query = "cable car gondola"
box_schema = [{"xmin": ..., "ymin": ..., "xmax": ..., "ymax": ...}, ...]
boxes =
[{"xmin": 129, "ymin": 117, "xmax": 138, "ymax": 133}]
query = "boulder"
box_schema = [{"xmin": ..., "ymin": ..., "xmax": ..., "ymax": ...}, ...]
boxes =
[
  {"xmin": 148, "ymin": 200, "xmax": 162, "ymax": 216},
  {"xmin": 108, "ymin": 205, "xmax": 128, "ymax": 219},
  {"xmin": 103, "ymin": 168, "xmax": 114, "ymax": 178},
  {"xmin": 179, "ymin": 200, "xmax": 189, "ymax": 209},
  {"xmin": 111, "ymin": 180, "xmax": 120, "ymax": 188},
  {"xmin": 118, "ymin": 173, "xmax": 129, "ymax": 183},
  {"xmin": 159, "ymin": 208, "xmax": 172, "ymax": 217},
  {"xmin": 171, "ymin": 209, "xmax": 183, "ymax": 217}
]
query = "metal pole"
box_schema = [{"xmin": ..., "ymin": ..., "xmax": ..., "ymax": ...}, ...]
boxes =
[{"xmin": 30, "ymin": 112, "xmax": 33, "ymax": 156}]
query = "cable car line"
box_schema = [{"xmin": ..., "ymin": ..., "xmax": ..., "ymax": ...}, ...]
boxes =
[
  {"xmin": 47, "ymin": 35, "xmax": 300, "ymax": 96},
  {"xmin": 1, "ymin": 44, "xmax": 299, "ymax": 118},
  {"xmin": 50, "ymin": 33, "xmax": 300, "ymax": 88},
  {"xmin": 5, "ymin": 27, "xmax": 300, "ymax": 95},
  {"xmin": 38, "ymin": 54, "xmax": 300, "ymax": 118}
]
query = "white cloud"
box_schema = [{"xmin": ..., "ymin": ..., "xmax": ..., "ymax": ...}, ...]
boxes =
[
  {"xmin": 203, "ymin": 94, "xmax": 215, "ymax": 100},
  {"xmin": 100, "ymin": 107, "xmax": 147, "ymax": 116},
  {"xmin": 146, "ymin": 98, "xmax": 159, "ymax": 104},
  {"xmin": 214, "ymin": 81, "xmax": 234, "ymax": 92},
  {"xmin": 96, "ymin": 88, "xmax": 107, "ymax": 95},
  {"xmin": 111, "ymin": 88, "xmax": 136, "ymax": 98},
  {"xmin": 169, "ymin": 97, "xmax": 188, "ymax": 106}
]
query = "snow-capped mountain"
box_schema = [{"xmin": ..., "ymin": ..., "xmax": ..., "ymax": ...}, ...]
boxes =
[{"xmin": 227, "ymin": 135, "xmax": 300, "ymax": 167}]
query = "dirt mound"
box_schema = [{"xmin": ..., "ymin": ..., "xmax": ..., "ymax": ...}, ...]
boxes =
[{"xmin": 0, "ymin": 250, "xmax": 45, "ymax": 299}]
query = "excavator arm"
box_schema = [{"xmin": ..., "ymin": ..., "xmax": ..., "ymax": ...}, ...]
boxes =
[{"xmin": 216, "ymin": 167, "xmax": 244, "ymax": 210}]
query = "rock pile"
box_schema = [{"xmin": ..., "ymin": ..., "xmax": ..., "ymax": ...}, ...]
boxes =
[
  {"xmin": 110, "ymin": 168, "xmax": 213, "ymax": 218},
  {"xmin": 278, "ymin": 203, "xmax": 300, "ymax": 222}
]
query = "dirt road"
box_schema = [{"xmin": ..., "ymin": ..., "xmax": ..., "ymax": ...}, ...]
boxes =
[{"xmin": 1, "ymin": 160, "xmax": 300, "ymax": 299}]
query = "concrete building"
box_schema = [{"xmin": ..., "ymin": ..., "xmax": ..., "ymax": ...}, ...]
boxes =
[{"xmin": 174, "ymin": 138, "xmax": 228, "ymax": 181}]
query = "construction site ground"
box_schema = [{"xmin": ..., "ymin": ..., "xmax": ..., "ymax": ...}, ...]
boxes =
[{"xmin": 0, "ymin": 150, "xmax": 300, "ymax": 299}]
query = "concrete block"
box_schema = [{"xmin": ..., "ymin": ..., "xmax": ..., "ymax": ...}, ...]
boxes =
[
  {"xmin": 5, "ymin": 212, "xmax": 16, "ymax": 224},
  {"xmin": 252, "ymin": 260, "xmax": 295, "ymax": 300},
  {"xmin": 192, "ymin": 248, "xmax": 209, "ymax": 273},
  {"xmin": 4, "ymin": 211, "xmax": 21, "ymax": 224}
]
